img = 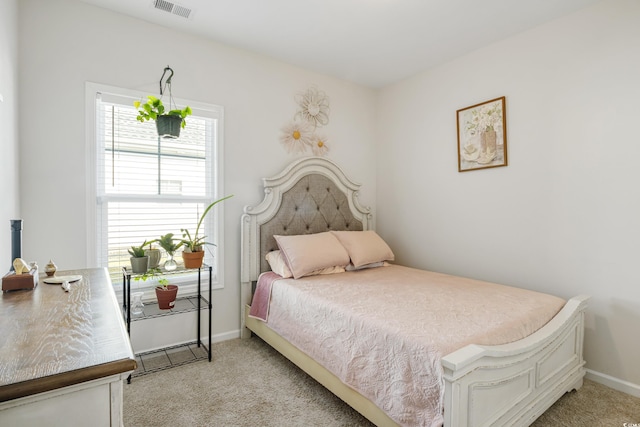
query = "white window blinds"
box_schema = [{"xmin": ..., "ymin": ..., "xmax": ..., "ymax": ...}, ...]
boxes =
[{"xmin": 93, "ymin": 89, "xmax": 223, "ymax": 283}]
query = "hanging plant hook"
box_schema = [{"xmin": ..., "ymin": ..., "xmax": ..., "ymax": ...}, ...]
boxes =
[{"xmin": 159, "ymin": 65, "xmax": 174, "ymax": 95}]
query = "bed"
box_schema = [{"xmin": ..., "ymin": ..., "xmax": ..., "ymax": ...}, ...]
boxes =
[{"xmin": 240, "ymin": 157, "xmax": 589, "ymax": 426}]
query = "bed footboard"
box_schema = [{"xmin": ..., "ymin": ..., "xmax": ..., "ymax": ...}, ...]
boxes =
[{"xmin": 441, "ymin": 295, "xmax": 589, "ymax": 427}]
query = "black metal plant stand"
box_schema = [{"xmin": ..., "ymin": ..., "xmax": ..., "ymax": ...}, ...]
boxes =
[{"xmin": 121, "ymin": 265, "xmax": 212, "ymax": 382}]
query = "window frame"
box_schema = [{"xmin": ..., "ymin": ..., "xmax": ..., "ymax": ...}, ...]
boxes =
[{"xmin": 85, "ymin": 82, "xmax": 225, "ymax": 295}]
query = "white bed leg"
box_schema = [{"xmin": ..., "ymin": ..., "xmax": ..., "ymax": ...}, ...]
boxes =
[{"xmin": 240, "ymin": 304, "xmax": 252, "ymax": 339}]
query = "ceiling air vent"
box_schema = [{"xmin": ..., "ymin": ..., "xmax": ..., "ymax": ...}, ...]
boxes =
[{"xmin": 152, "ymin": 0, "xmax": 193, "ymax": 19}]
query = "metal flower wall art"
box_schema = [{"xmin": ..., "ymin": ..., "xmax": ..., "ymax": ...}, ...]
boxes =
[{"xmin": 280, "ymin": 86, "xmax": 331, "ymax": 156}]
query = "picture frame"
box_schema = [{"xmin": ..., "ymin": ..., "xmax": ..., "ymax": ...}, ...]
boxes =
[{"xmin": 456, "ymin": 96, "xmax": 507, "ymax": 172}]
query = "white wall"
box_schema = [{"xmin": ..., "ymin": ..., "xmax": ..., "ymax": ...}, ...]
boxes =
[
  {"xmin": 0, "ymin": 0, "xmax": 20, "ymax": 270},
  {"xmin": 18, "ymin": 0, "xmax": 377, "ymax": 336},
  {"xmin": 377, "ymin": 0, "xmax": 640, "ymax": 389}
]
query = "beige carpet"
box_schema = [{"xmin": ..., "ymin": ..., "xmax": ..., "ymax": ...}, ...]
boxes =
[{"xmin": 124, "ymin": 337, "xmax": 640, "ymax": 426}]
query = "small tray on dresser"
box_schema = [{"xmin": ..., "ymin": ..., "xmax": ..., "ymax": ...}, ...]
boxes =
[{"xmin": 2, "ymin": 267, "xmax": 38, "ymax": 292}]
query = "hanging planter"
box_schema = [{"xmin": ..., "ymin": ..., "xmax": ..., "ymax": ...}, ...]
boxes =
[
  {"xmin": 157, "ymin": 114, "xmax": 183, "ymax": 139},
  {"xmin": 133, "ymin": 66, "xmax": 192, "ymax": 139},
  {"xmin": 134, "ymin": 95, "xmax": 191, "ymax": 139}
]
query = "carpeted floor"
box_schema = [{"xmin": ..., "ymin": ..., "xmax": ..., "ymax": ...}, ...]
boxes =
[{"xmin": 124, "ymin": 337, "xmax": 640, "ymax": 426}]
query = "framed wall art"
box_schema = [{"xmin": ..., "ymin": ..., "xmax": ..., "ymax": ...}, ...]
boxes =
[{"xmin": 456, "ymin": 96, "xmax": 507, "ymax": 172}]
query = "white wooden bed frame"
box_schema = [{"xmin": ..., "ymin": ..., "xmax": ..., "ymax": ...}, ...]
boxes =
[{"xmin": 240, "ymin": 157, "xmax": 589, "ymax": 426}]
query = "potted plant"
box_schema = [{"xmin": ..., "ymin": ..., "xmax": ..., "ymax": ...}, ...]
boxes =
[
  {"xmin": 134, "ymin": 95, "xmax": 192, "ymax": 139},
  {"xmin": 135, "ymin": 268, "xmax": 177, "ymax": 310},
  {"xmin": 157, "ymin": 233, "xmax": 182, "ymax": 271},
  {"xmin": 128, "ymin": 241, "xmax": 150, "ymax": 274},
  {"xmin": 180, "ymin": 195, "xmax": 233, "ymax": 269}
]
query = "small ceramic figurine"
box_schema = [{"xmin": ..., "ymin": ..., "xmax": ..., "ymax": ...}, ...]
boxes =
[
  {"xmin": 45, "ymin": 259, "xmax": 58, "ymax": 277},
  {"xmin": 12, "ymin": 258, "xmax": 30, "ymax": 275}
]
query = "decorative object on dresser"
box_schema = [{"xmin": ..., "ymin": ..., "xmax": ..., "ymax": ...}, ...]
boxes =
[
  {"xmin": 44, "ymin": 259, "xmax": 58, "ymax": 276},
  {"xmin": 2, "ymin": 221, "xmax": 38, "ymax": 292},
  {"xmin": 134, "ymin": 66, "xmax": 192, "ymax": 139},
  {"xmin": 12, "ymin": 258, "xmax": 31, "ymax": 274},
  {"xmin": 9, "ymin": 219, "xmax": 22, "ymax": 272},
  {"xmin": 2, "ymin": 260, "xmax": 38, "ymax": 292},
  {"xmin": 457, "ymin": 96, "xmax": 508, "ymax": 172},
  {"xmin": 180, "ymin": 194, "xmax": 233, "ymax": 269},
  {"xmin": 240, "ymin": 156, "xmax": 588, "ymax": 427}
]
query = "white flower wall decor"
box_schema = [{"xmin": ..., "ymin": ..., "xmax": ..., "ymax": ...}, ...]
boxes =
[
  {"xmin": 280, "ymin": 121, "xmax": 313, "ymax": 154},
  {"xmin": 280, "ymin": 86, "xmax": 331, "ymax": 156},
  {"xmin": 310, "ymin": 133, "xmax": 329, "ymax": 156},
  {"xmin": 295, "ymin": 86, "xmax": 330, "ymax": 128}
]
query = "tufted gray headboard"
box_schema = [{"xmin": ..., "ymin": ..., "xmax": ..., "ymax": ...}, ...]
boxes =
[
  {"xmin": 258, "ymin": 174, "xmax": 364, "ymax": 273},
  {"xmin": 240, "ymin": 157, "xmax": 372, "ymax": 335}
]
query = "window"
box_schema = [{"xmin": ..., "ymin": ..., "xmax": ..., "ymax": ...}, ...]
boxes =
[{"xmin": 86, "ymin": 83, "xmax": 225, "ymax": 290}]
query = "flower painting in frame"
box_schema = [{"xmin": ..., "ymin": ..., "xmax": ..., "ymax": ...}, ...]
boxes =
[{"xmin": 456, "ymin": 96, "xmax": 507, "ymax": 172}]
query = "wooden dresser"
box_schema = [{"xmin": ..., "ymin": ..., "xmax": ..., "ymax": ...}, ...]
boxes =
[{"xmin": 0, "ymin": 267, "xmax": 136, "ymax": 427}]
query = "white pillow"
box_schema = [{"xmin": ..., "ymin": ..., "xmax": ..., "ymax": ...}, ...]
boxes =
[
  {"xmin": 274, "ymin": 232, "xmax": 350, "ymax": 279},
  {"xmin": 330, "ymin": 230, "xmax": 395, "ymax": 268},
  {"xmin": 265, "ymin": 250, "xmax": 293, "ymax": 278}
]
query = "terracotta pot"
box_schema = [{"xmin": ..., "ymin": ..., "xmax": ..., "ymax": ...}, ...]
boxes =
[
  {"xmin": 182, "ymin": 251, "xmax": 205, "ymax": 269},
  {"xmin": 155, "ymin": 285, "xmax": 178, "ymax": 309}
]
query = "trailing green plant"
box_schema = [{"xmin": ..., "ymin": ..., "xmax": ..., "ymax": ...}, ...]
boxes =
[
  {"xmin": 157, "ymin": 233, "xmax": 183, "ymax": 256},
  {"xmin": 134, "ymin": 95, "xmax": 192, "ymax": 129},
  {"xmin": 180, "ymin": 195, "xmax": 233, "ymax": 252},
  {"xmin": 128, "ymin": 240, "xmax": 149, "ymax": 258},
  {"xmin": 133, "ymin": 267, "xmax": 169, "ymax": 288}
]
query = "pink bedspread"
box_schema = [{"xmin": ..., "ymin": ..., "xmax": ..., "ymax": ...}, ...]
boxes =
[
  {"xmin": 248, "ymin": 272, "xmax": 281, "ymax": 321},
  {"xmin": 260, "ymin": 264, "xmax": 565, "ymax": 427}
]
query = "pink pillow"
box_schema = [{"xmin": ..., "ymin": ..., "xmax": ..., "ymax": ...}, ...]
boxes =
[
  {"xmin": 265, "ymin": 250, "xmax": 346, "ymax": 278},
  {"xmin": 274, "ymin": 232, "xmax": 350, "ymax": 279},
  {"xmin": 330, "ymin": 230, "xmax": 395, "ymax": 268}
]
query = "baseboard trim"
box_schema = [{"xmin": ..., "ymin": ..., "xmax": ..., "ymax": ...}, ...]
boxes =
[
  {"xmin": 211, "ymin": 329, "xmax": 240, "ymax": 343},
  {"xmin": 586, "ymin": 369, "xmax": 640, "ymax": 398}
]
